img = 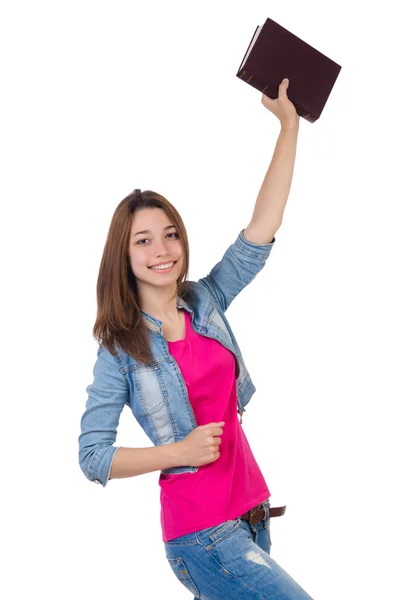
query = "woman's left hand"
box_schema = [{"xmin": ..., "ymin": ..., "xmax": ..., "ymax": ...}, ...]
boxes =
[{"xmin": 261, "ymin": 78, "xmax": 300, "ymax": 129}]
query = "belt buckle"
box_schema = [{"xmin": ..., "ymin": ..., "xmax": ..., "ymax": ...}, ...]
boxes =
[{"xmin": 249, "ymin": 506, "xmax": 263, "ymax": 526}]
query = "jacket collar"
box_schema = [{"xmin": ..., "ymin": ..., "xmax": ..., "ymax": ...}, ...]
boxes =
[{"xmin": 140, "ymin": 296, "xmax": 193, "ymax": 334}]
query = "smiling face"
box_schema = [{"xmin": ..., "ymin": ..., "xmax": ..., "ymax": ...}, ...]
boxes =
[{"xmin": 128, "ymin": 207, "xmax": 184, "ymax": 290}]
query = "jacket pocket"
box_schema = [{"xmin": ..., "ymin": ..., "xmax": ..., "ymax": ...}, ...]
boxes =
[
  {"xmin": 133, "ymin": 363, "xmax": 165, "ymax": 415},
  {"xmin": 166, "ymin": 556, "xmax": 200, "ymax": 597}
]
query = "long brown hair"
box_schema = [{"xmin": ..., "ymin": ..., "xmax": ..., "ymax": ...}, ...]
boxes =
[{"xmin": 92, "ymin": 189, "xmax": 190, "ymax": 364}]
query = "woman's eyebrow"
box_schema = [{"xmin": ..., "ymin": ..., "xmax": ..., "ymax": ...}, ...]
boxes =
[{"xmin": 133, "ymin": 225, "xmax": 176, "ymax": 237}]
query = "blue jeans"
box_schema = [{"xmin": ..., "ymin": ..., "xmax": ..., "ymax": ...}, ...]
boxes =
[{"xmin": 164, "ymin": 500, "xmax": 314, "ymax": 600}]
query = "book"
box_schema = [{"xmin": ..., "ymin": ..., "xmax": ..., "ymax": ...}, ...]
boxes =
[{"xmin": 236, "ymin": 18, "xmax": 342, "ymax": 123}]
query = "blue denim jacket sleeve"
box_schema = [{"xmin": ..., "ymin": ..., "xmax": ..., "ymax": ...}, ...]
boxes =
[
  {"xmin": 78, "ymin": 345, "xmax": 129, "ymax": 487},
  {"xmin": 197, "ymin": 228, "xmax": 276, "ymax": 312}
]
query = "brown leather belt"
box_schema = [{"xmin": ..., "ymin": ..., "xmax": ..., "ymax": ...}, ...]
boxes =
[{"xmin": 240, "ymin": 503, "xmax": 286, "ymax": 526}]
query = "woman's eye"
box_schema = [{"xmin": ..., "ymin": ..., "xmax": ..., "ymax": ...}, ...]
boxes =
[{"xmin": 137, "ymin": 232, "xmax": 179, "ymax": 245}]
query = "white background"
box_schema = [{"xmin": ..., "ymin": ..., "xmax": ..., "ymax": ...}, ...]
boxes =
[{"xmin": 1, "ymin": 1, "xmax": 396, "ymax": 599}]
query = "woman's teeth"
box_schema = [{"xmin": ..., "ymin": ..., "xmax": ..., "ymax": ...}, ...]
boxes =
[{"xmin": 150, "ymin": 261, "xmax": 175, "ymax": 271}]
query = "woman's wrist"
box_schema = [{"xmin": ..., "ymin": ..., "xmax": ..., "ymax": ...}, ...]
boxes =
[{"xmin": 280, "ymin": 116, "xmax": 300, "ymax": 133}]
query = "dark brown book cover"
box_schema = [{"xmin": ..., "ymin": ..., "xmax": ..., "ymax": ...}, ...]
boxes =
[{"xmin": 236, "ymin": 18, "xmax": 342, "ymax": 123}]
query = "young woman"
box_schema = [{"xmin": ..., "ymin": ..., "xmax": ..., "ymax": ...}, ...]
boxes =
[{"xmin": 78, "ymin": 80, "xmax": 314, "ymax": 599}]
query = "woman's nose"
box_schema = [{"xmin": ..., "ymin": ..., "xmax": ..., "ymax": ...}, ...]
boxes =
[{"xmin": 153, "ymin": 239, "xmax": 171, "ymax": 255}]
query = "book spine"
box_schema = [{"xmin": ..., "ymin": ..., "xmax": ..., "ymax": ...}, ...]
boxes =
[{"xmin": 236, "ymin": 71, "xmax": 319, "ymax": 123}]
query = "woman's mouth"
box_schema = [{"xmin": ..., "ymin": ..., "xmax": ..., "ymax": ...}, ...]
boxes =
[{"xmin": 148, "ymin": 261, "xmax": 176, "ymax": 273}]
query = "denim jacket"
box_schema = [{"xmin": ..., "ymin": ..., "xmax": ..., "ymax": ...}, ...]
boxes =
[{"xmin": 78, "ymin": 228, "xmax": 276, "ymax": 487}]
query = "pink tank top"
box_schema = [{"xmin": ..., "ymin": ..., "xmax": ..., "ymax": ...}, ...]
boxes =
[{"xmin": 159, "ymin": 309, "xmax": 271, "ymax": 542}]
